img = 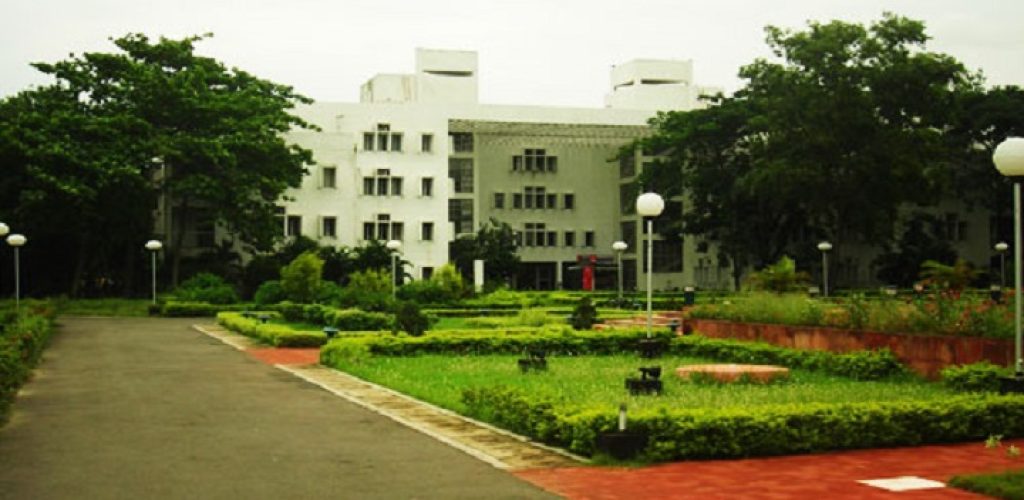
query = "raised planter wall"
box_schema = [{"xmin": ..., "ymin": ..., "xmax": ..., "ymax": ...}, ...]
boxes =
[{"xmin": 687, "ymin": 318, "xmax": 1013, "ymax": 378}]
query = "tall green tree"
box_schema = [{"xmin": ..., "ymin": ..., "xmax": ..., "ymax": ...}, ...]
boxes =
[
  {"xmin": 1, "ymin": 33, "xmax": 317, "ymax": 291},
  {"xmin": 449, "ymin": 218, "xmax": 520, "ymax": 287}
]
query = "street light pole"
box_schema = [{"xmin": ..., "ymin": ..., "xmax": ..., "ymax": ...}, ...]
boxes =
[
  {"xmin": 0, "ymin": 223, "xmax": 8, "ymax": 297},
  {"xmin": 145, "ymin": 240, "xmax": 163, "ymax": 305},
  {"xmin": 612, "ymin": 241, "xmax": 627, "ymax": 303},
  {"xmin": 817, "ymin": 241, "xmax": 832, "ymax": 298},
  {"xmin": 636, "ymin": 193, "xmax": 665, "ymax": 339},
  {"xmin": 386, "ymin": 239, "xmax": 402, "ymax": 299},
  {"xmin": 993, "ymin": 137, "xmax": 1024, "ymax": 382},
  {"xmin": 7, "ymin": 234, "xmax": 26, "ymax": 311},
  {"xmin": 996, "ymin": 242, "xmax": 1009, "ymax": 290}
]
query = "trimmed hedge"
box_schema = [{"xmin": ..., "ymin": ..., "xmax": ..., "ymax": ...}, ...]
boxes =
[
  {"xmin": 1, "ymin": 302, "xmax": 56, "ymax": 421},
  {"xmin": 158, "ymin": 301, "xmax": 250, "ymax": 317},
  {"xmin": 217, "ymin": 312, "xmax": 326, "ymax": 347},
  {"xmin": 272, "ymin": 302, "xmax": 393, "ymax": 331},
  {"xmin": 942, "ymin": 362, "xmax": 1009, "ymax": 392},
  {"xmin": 461, "ymin": 386, "xmax": 1024, "ymax": 461}
]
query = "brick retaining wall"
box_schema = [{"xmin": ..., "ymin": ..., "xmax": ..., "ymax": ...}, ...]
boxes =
[{"xmin": 687, "ymin": 318, "xmax": 1013, "ymax": 378}]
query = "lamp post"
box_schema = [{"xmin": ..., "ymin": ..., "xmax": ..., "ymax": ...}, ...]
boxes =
[
  {"xmin": 996, "ymin": 242, "xmax": 1010, "ymax": 290},
  {"xmin": 386, "ymin": 239, "xmax": 402, "ymax": 299},
  {"xmin": 612, "ymin": 241, "xmax": 627, "ymax": 302},
  {"xmin": 7, "ymin": 234, "xmax": 26, "ymax": 311},
  {"xmin": 817, "ymin": 241, "xmax": 832, "ymax": 298},
  {"xmin": 636, "ymin": 192, "xmax": 665, "ymax": 339},
  {"xmin": 993, "ymin": 137, "xmax": 1024, "ymax": 384},
  {"xmin": 145, "ymin": 240, "xmax": 162, "ymax": 304},
  {"xmin": 0, "ymin": 223, "xmax": 7, "ymax": 297}
]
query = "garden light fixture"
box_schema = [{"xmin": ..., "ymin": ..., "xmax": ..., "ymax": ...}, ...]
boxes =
[
  {"xmin": 612, "ymin": 240, "xmax": 627, "ymax": 301},
  {"xmin": 993, "ymin": 137, "xmax": 1024, "ymax": 381},
  {"xmin": 636, "ymin": 193, "xmax": 664, "ymax": 339},
  {"xmin": 817, "ymin": 241, "xmax": 832, "ymax": 298},
  {"xmin": 7, "ymin": 234, "xmax": 26, "ymax": 311},
  {"xmin": 144, "ymin": 240, "xmax": 162, "ymax": 305},
  {"xmin": 996, "ymin": 242, "xmax": 1010, "ymax": 290},
  {"xmin": 386, "ymin": 239, "xmax": 402, "ymax": 299}
]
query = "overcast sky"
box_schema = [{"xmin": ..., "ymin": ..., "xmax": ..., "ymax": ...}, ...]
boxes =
[{"xmin": 2, "ymin": 0, "xmax": 1022, "ymax": 107}]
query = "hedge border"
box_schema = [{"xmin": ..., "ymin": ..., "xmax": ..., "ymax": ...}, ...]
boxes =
[
  {"xmin": 217, "ymin": 312, "xmax": 326, "ymax": 347},
  {"xmin": 1, "ymin": 302, "xmax": 57, "ymax": 422}
]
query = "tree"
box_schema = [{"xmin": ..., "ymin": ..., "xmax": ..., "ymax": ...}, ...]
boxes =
[
  {"xmin": 449, "ymin": 218, "xmax": 520, "ymax": 287},
  {"xmin": 8, "ymin": 33, "xmax": 316, "ymax": 289},
  {"xmin": 279, "ymin": 251, "xmax": 323, "ymax": 304},
  {"xmin": 873, "ymin": 213, "xmax": 957, "ymax": 287},
  {"xmin": 634, "ymin": 14, "xmax": 979, "ymax": 287}
]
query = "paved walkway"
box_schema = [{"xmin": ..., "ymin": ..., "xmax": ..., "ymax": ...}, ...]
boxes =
[{"xmin": 0, "ymin": 317, "xmax": 556, "ymax": 499}]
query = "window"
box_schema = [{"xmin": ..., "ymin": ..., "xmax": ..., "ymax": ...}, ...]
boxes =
[
  {"xmin": 363, "ymin": 214, "xmax": 404, "ymax": 241},
  {"xmin": 450, "ymin": 132, "xmax": 473, "ymax": 153},
  {"xmin": 422, "ymin": 267, "xmax": 434, "ymax": 280},
  {"xmin": 421, "ymin": 134, "xmax": 433, "ymax": 153},
  {"xmin": 620, "ymin": 183, "xmax": 637, "ymax": 215},
  {"xmin": 365, "ymin": 170, "xmax": 403, "ymax": 197},
  {"xmin": 364, "ymin": 124, "xmax": 404, "ymax": 153},
  {"xmin": 546, "ymin": 194, "xmax": 556, "ymax": 210},
  {"xmin": 524, "ymin": 223, "xmax": 547, "ymax": 247},
  {"xmin": 619, "ymin": 155, "xmax": 635, "ymax": 178},
  {"xmin": 274, "ymin": 206, "xmax": 285, "ymax": 231},
  {"xmin": 448, "ymin": 199, "xmax": 474, "ymax": 235},
  {"xmin": 547, "ymin": 231, "xmax": 557, "ymax": 247},
  {"xmin": 494, "ymin": 192, "xmax": 505, "ymax": 209},
  {"xmin": 390, "ymin": 133, "xmax": 402, "ymax": 152},
  {"xmin": 377, "ymin": 124, "xmax": 390, "ymax": 151},
  {"xmin": 563, "ymin": 193, "xmax": 575, "ymax": 210},
  {"xmin": 564, "ymin": 231, "xmax": 575, "ymax": 247},
  {"xmin": 322, "ymin": 216, "xmax": 337, "ymax": 238},
  {"xmin": 321, "ymin": 167, "xmax": 337, "ymax": 189},
  {"xmin": 286, "ymin": 215, "xmax": 302, "ymax": 237},
  {"xmin": 621, "ymin": 221, "xmax": 637, "ymax": 253},
  {"xmin": 421, "ymin": 177, "xmax": 433, "ymax": 197},
  {"xmin": 421, "ymin": 222, "xmax": 434, "ymax": 241},
  {"xmin": 584, "ymin": 230, "xmax": 595, "ymax": 247},
  {"xmin": 512, "ymin": 193, "xmax": 523, "ymax": 209},
  {"xmin": 364, "ymin": 133, "xmax": 374, "ymax": 151},
  {"xmin": 653, "ymin": 239, "xmax": 683, "ymax": 272},
  {"xmin": 512, "ymin": 149, "xmax": 557, "ymax": 173},
  {"xmin": 449, "ymin": 158, "xmax": 474, "ymax": 193}
]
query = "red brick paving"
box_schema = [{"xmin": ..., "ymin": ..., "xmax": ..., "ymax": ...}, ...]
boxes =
[
  {"xmin": 247, "ymin": 347, "xmax": 319, "ymax": 365},
  {"xmin": 514, "ymin": 440, "xmax": 1024, "ymax": 499}
]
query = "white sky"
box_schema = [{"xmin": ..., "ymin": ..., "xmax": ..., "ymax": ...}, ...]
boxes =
[{"xmin": 2, "ymin": 0, "xmax": 1022, "ymax": 107}]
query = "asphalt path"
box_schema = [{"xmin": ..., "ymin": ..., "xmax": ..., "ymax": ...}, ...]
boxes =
[{"xmin": 0, "ymin": 316, "xmax": 557, "ymax": 499}]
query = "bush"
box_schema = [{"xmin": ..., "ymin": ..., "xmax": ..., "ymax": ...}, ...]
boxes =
[
  {"xmin": 272, "ymin": 303, "xmax": 393, "ymax": 331},
  {"xmin": 216, "ymin": 312, "xmax": 326, "ymax": 347},
  {"xmin": 394, "ymin": 301, "xmax": 431, "ymax": 336},
  {"xmin": 461, "ymin": 387, "xmax": 1024, "ymax": 461},
  {"xmin": 570, "ymin": 297, "xmax": 598, "ymax": 330},
  {"xmin": 339, "ymin": 269, "xmax": 393, "ymax": 311},
  {"xmin": 253, "ymin": 280, "xmax": 286, "ymax": 305},
  {"xmin": 174, "ymin": 272, "xmax": 240, "ymax": 305},
  {"xmin": 280, "ymin": 252, "xmax": 324, "ymax": 304},
  {"xmin": 942, "ymin": 362, "xmax": 1009, "ymax": 393},
  {"xmin": 1, "ymin": 302, "xmax": 56, "ymax": 421},
  {"xmin": 745, "ymin": 256, "xmax": 809, "ymax": 293},
  {"xmin": 160, "ymin": 301, "xmax": 247, "ymax": 317}
]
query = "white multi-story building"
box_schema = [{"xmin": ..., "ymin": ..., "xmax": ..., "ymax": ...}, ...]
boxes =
[{"xmin": 276, "ymin": 48, "xmax": 719, "ymax": 290}]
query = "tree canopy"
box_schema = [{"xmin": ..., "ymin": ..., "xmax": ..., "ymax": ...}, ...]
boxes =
[{"xmin": 0, "ymin": 33, "xmax": 315, "ymax": 295}]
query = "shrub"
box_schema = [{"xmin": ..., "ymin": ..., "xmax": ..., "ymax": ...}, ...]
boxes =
[
  {"xmin": 339, "ymin": 269, "xmax": 393, "ymax": 311},
  {"xmin": 745, "ymin": 256, "xmax": 810, "ymax": 293},
  {"xmin": 394, "ymin": 301, "xmax": 431, "ymax": 337},
  {"xmin": 271, "ymin": 303, "xmax": 393, "ymax": 331},
  {"xmin": 942, "ymin": 362, "xmax": 1009, "ymax": 393},
  {"xmin": 160, "ymin": 301, "xmax": 247, "ymax": 317},
  {"xmin": 253, "ymin": 280, "xmax": 286, "ymax": 305},
  {"xmin": 515, "ymin": 308, "xmax": 551, "ymax": 327},
  {"xmin": 569, "ymin": 297, "xmax": 598, "ymax": 330},
  {"xmin": 216, "ymin": 312, "xmax": 325, "ymax": 347},
  {"xmin": 1, "ymin": 303, "xmax": 56, "ymax": 421},
  {"xmin": 280, "ymin": 251, "xmax": 324, "ymax": 304},
  {"xmin": 174, "ymin": 272, "xmax": 240, "ymax": 305}
]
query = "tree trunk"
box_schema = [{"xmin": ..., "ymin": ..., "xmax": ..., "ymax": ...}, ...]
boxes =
[
  {"xmin": 171, "ymin": 197, "xmax": 189, "ymax": 288},
  {"xmin": 69, "ymin": 233, "xmax": 89, "ymax": 298}
]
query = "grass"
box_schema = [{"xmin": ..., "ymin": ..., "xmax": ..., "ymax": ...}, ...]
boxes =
[
  {"xmin": 950, "ymin": 469, "xmax": 1024, "ymax": 500},
  {"xmin": 330, "ymin": 354, "xmax": 953, "ymax": 414},
  {"xmin": 54, "ymin": 298, "xmax": 152, "ymax": 317}
]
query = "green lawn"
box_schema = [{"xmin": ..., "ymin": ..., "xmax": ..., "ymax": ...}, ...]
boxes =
[
  {"xmin": 332, "ymin": 353, "xmax": 954, "ymax": 414},
  {"xmin": 951, "ymin": 468, "xmax": 1024, "ymax": 500}
]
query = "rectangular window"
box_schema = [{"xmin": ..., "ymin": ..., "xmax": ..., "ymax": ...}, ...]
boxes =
[
  {"xmin": 448, "ymin": 199, "xmax": 474, "ymax": 235},
  {"xmin": 494, "ymin": 192, "xmax": 505, "ymax": 209},
  {"xmin": 364, "ymin": 133, "xmax": 374, "ymax": 151},
  {"xmin": 377, "ymin": 133, "xmax": 388, "ymax": 152},
  {"xmin": 524, "ymin": 187, "xmax": 535, "ymax": 209},
  {"xmin": 512, "ymin": 156, "xmax": 522, "ymax": 171},
  {"xmin": 512, "ymin": 149, "xmax": 558, "ymax": 174},
  {"xmin": 421, "ymin": 134, "xmax": 433, "ymax": 153},
  {"xmin": 391, "ymin": 222, "xmax": 404, "ymax": 241},
  {"xmin": 620, "ymin": 183, "xmax": 637, "ymax": 215},
  {"xmin": 513, "ymin": 231, "xmax": 523, "ymax": 247},
  {"xmin": 286, "ymin": 215, "xmax": 301, "ymax": 237},
  {"xmin": 363, "ymin": 177, "xmax": 374, "ymax": 195},
  {"xmin": 377, "ymin": 214, "xmax": 390, "ymax": 240},
  {"xmin": 391, "ymin": 177, "xmax": 403, "ymax": 196},
  {"xmin": 512, "ymin": 193, "xmax": 523, "ymax": 209},
  {"xmin": 584, "ymin": 230, "xmax": 595, "ymax": 247},
  {"xmin": 564, "ymin": 231, "xmax": 575, "ymax": 247},
  {"xmin": 621, "ymin": 221, "xmax": 637, "ymax": 253},
  {"xmin": 322, "ymin": 167, "xmax": 337, "ymax": 189},
  {"xmin": 421, "ymin": 177, "xmax": 433, "ymax": 197},
  {"xmin": 450, "ymin": 132, "xmax": 473, "ymax": 153},
  {"xmin": 422, "ymin": 267, "xmax": 434, "ymax": 280},
  {"xmin": 653, "ymin": 239, "xmax": 683, "ymax": 273},
  {"xmin": 421, "ymin": 222, "xmax": 434, "ymax": 241},
  {"xmin": 363, "ymin": 222, "xmax": 375, "ymax": 240},
  {"xmin": 546, "ymin": 156, "xmax": 558, "ymax": 172},
  {"xmin": 546, "ymin": 193, "xmax": 556, "ymax": 210},
  {"xmin": 377, "ymin": 177, "xmax": 389, "ymax": 196},
  {"xmin": 547, "ymin": 231, "xmax": 557, "ymax": 247},
  {"xmin": 274, "ymin": 206, "xmax": 285, "ymax": 232},
  {"xmin": 619, "ymin": 155, "xmax": 635, "ymax": 178},
  {"xmin": 564, "ymin": 193, "xmax": 575, "ymax": 210},
  {"xmin": 390, "ymin": 133, "xmax": 402, "ymax": 152},
  {"xmin": 524, "ymin": 222, "xmax": 546, "ymax": 247},
  {"xmin": 322, "ymin": 216, "xmax": 337, "ymax": 238},
  {"xmin": 448, "ymin": 158, "xmax": 474, "ymax": 194}
]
